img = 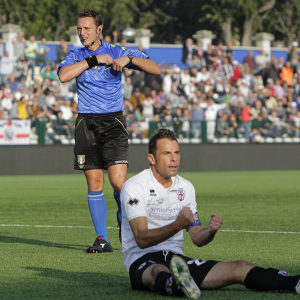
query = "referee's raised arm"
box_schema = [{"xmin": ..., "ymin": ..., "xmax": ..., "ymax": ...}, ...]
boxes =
[{"xmin": 58, "ymin": 60, "xmax": 89, "ymax": 83}]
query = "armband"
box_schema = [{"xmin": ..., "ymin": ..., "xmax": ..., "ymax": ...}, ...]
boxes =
[
  {"xmin": 186, "ymin": 212, "xmax": 201, "ymax": 232},
  {"xmin": 85, "ymin": 55, "xmax": 98, "ymax": 68}
]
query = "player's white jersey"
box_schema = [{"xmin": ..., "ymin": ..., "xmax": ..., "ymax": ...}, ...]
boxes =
[{"xmin": 121, "ymin": 168, "xmax": 198, "ymax": 271}]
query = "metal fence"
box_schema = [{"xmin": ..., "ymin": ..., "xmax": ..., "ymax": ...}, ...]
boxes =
[{"xmin": 29, "ymin": 119, "xmax": 300, "ymax": 145}]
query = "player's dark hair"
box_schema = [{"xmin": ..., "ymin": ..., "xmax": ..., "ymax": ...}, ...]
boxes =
[
  {"xmin": 149, "ymin": 129, "xmax": 178, "ymax": 157},
  {"xmin": 79, "ymin": 10, "xmax": 102, "ymax": 27}
]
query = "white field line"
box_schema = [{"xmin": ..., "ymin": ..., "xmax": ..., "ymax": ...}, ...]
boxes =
[{"xmin": 0, "ymin": 224, "xmax": 299, "ymax": 234}]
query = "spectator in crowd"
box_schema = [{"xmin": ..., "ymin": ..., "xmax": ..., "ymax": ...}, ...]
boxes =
[
  {"xmin": 204, "ymin": 96, "xmax": 229, "ymax": 141},
  {"xmin": 123, "ymin": 76, "xmax": 133, "ymax": 100},
  {"xmin": 129, "ymin": 88, "xmax": 147, "ymax": 111},
  {"xmin": 112, "ymin": 30, "xmax": 121, "ymax": 44},
  {"xmin": 204, "ymin": 44, "xmax": 218, "ymax": 68},
  {"xmin": 24, "ymin": 35, "xmax": 38, "ymax": 80},
  {"xmin": 242, "ymin": 50, "xmax": 257, "ymax": 73},
  {"xmin": 194, "ymin": 41, "xmax": 205, "ymax": 67},
  {"xmin": 280, "ymin": 61, "xmax": 294, "ymax": 86},
  {"xmin": 12, "ymin": 34, "xmax": 28, "ymax": 59},
  {"xmin": 36, "ymin": 38, "xmax": 55, "ymax": 69},
  {"xmin": 286, "ymin": 41, "xmax": 299, "ymax": 72},
  {"xmin": 17, "ymin": 95, "xmax": 31, "ymax": 119},
  {"xmin": 11, "ymin": 58, "xmax": 30, "ymax": 82},
  {"xmin": 285, "ymin": 113, "xmax": 299, "ymax": 137},
  {"xmin": 224, "ymin": 42, "xmax": 234, "ymax": 62},
  {"xmin": 52, "ymin": 110, "xmax": 72, "ymax": 139},
  {"xmin": 230, "ymin": 60, "xmax": 241, "ymax": 85},
  {"xmin": 182, "ymin": 38, "xmax": 201, "ymax": 69},
  {"xmin": 0, "ymin": 52, "xmax": 18, "ymax": 84},
  {"xmin": 0, "ymin": 37, "xmax": 4, "ymax": 60},
  {"xmin": 266, "ymin": 55, "xmax": 280, "ymax": 84},
  {"xmin": 41, "ymin": 64, "xmax": 57, "ymax": 82},
  {"xmin": 240, "ymin": 101, "xmax": 253, "ymax": 140},
  {"xmin": 255, "ymin": 49, "xmax": 269, "ymax": 70},
  {"xmin": 56, "ymin": 38, "xmax": 69, "ymax": 64},
  {"xmin": 216, "ymin": 56, "xmax": 234, "ymax": 82}
]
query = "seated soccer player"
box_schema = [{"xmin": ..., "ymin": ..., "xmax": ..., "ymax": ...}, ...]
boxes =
[{"xmin": 120, "ymin": 128, "xmax": 300, "ymax": 298}]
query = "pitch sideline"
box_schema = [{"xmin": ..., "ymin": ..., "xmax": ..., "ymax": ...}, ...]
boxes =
[{"xmin": 0, "ymin": 224, "xmax": 299, "ymax": 234}]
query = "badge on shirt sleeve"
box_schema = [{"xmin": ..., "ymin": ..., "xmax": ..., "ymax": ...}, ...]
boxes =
[
  {"xmin": 177, "ymin": 188, "xmax": 185, "ymax": 201},
  {"xmin": 128, "ymin": 198, "xmax": 139, "ymax": 206}
]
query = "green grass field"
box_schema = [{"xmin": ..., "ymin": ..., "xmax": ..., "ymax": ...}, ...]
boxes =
[{"xmin": 1, "ymin": 170, "xmax": 300, "ymax": 300}]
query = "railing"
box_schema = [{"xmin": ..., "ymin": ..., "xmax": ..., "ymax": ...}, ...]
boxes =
[{"xmin": 27, "ymin": 119, "xmax": 300, "ymax": 145}]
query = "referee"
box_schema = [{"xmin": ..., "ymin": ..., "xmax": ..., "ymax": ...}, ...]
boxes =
[{"xmin": 58, "ymin": 9, "xmax": 161, "ymax": 253}]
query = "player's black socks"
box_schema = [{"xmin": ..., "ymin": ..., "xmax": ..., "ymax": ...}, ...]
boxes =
[
  {"xmin": 244, "ymin": 266, "xmax": 300, "ymax": 292},
  {"xmin": 155, "ymin": 271, "xmax": 184, "ymax": 296}
]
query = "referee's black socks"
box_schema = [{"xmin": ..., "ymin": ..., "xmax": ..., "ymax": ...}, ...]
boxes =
[{"xmin": 245, "ymin": 266, "xmax": 300, "ymax": 293}]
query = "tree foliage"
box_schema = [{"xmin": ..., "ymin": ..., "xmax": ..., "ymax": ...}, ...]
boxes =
[{"xmin": 0, "ymin": 0, "xmax": 299, "ymax": 46}]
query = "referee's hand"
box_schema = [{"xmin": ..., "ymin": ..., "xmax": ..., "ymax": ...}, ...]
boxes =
[{"xmin": 96, "ymin": 54, "xmax": 113, "ymax": 65}]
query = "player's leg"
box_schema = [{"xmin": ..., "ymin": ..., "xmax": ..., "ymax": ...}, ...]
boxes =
[
  {"xmin": 84, "ymin": 169, "xmax": 112, "ymax": 253},
  {"xmin": 201, "ymin": 260, "xmax": 300, "ymax": 293},
  {"xmin": 107, "ymin": 163, "xmax": 127, "ymax": 242},
  {"xmin": 102, "ymin": 112, "xmax": 129, "ymax": 241},
  {"xmin": 107, "ymin": 163, "xmax": 127, "ymax": 220},
  {"xmin": 200, "ymin": 260, "xmax": 255, "ymax": 289},
  {"xmin": 141, "ymin": 263, "xmax": 184, "ymax": 296}
]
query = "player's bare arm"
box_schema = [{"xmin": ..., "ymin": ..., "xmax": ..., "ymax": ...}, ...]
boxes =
[
  {"xmin": 188, "ymin": 212, "xmax": 223, "ymax": 247},
  {"xmin": 129, "ymin": 207, "xmax": 193, "ymax": 249},
  {"xmin": 113, "ymin": 56, "xmax": 161, "ymax": 75}
]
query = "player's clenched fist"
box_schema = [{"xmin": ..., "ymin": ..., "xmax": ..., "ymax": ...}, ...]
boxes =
[
  {"xmin": 96, "ymin": 54, "xmax": 113, "ymax": 65},
  {"xmin": 176, "ymin": 207, "xmax": 194, "ymax": 229},
  {"xmin": 208, "ymin": 212, "xmax": 223, "ymax": 233}
]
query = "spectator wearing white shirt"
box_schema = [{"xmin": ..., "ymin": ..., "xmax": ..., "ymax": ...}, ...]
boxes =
[
  {"xmin": 180, "ymin": 68, "xmax": 190, "ymax": 85},
  {"xmin": 204, "ymin": 97, "xmax": 229, "ymax": 141},
  {"xmin": 0, "ymin": 52, "xmax": 18, "ymax": 84},
  {"xmin": 196, "ymin": 66, "xmax": 210, "ymax": 83},
  {"xmin": 59, "ymin": 99, "xmax": 74, "ymax": 120}
]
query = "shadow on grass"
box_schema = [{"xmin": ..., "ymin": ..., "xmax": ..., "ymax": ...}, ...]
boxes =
[{"xmin": 0, "ymin": 235, "xmax": 85, "ymax": 250}]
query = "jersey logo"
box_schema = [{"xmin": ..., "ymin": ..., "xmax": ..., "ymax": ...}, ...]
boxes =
[
  {"xmin": 128, "ymin": 198, "xmax": 139, "ymax": 206},
  {"xmin": 177, "ymin": 188, "xmax": 185, "ymax": 201},
  {"xmin": 150, "ymin": 189, "xmax": 157, "ymax": 196},
  {"xmin": 60, "ymin": 60, "xmax": 66, "ymax": 64},
  {"xmin": 122, "ymin": 46, "xmax": 127, "ymax": 50}
]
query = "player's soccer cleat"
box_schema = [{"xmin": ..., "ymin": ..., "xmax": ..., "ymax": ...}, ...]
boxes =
[
  {"xmin": 295, "ymin": 278, "xmax": 300, "ymax": 294},
  {"xmin": 117, "ymin": 212, "xmax": 122, "ymax": 243},
  {"xmin": 170, "ymin": 255, "xmax": 201, "ymax": 299},
  {"xmin": 86, "ymin": 236, "xmax": 113, "ymax": 253}
]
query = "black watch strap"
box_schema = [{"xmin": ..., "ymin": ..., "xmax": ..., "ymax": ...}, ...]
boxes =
[{"xmin": 128, "ymin": 54, "xmax": 134, "ymax": 64}]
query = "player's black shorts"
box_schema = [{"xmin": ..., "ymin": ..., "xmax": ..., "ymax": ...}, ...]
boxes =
[
  {"xmin": 129, "ymin": 251, "xmax": 219, "ymax": 291},
  {"xmin": 74, "ymin": 111, "xmax": 129, "ymax": 170}
]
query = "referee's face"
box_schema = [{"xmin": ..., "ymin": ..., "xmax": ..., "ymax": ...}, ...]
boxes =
[
  {"xmin": 77, "ymin": 17, "xmax": 101, "ymax": 48},
  {"xmin": 149, "ymin": 138, "xmax": 180, "ymax": 184}
]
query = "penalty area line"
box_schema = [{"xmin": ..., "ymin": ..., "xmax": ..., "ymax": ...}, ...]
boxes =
[{"xmin": 0, "ymin": 224, "xmax": 299, "ymax": 234}]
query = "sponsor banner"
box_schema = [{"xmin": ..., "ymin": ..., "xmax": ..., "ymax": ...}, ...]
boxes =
[{"xmin": 0, "ymin": 120, "xmax": 31, "ymax": 145}]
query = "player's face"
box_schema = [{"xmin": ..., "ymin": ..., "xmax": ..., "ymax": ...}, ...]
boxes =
[
  {"xmin": 77, "ymin": 17, "xmax": 101, "ymax": 48},
  {"xmin": 149, "ymin": 138, "xmax": 180, "ymax": 182}
]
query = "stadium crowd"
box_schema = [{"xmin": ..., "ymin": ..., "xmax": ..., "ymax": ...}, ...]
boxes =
[{"xmin": 1, "ymin": 34, "xmax": 300, "ymax": 144}]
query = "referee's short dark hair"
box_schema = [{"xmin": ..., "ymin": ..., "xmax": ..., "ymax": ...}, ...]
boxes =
[
  {"xmin": 149, "ymin": 129, "xmax": 178, "ymax": 157},
  {"xmin": 79, "ymin": 9, "xmax": 102, "ymax": 27}
]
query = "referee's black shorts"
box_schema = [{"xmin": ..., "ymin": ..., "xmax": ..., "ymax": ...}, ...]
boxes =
[
  {"xmin": 129, "ymin": 251, "xmax": 219, "ymax": 291},
  {"xmin": 74, "ymin": 111, "xmax": 129, "ymax": 170}
]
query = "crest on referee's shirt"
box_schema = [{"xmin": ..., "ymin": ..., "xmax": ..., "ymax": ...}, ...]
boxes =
[
  {"xmin": 78, "ymin": 155, "xmax": 85, "ymax": 164},
  {"xmin": 177, "ymin": 188, "xmax": 185, "ymax": 201}
]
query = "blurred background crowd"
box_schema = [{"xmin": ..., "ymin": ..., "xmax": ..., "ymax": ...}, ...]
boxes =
[{"xmin": 1, "ymin": 34, "xmax": 300, "ymax": 144}]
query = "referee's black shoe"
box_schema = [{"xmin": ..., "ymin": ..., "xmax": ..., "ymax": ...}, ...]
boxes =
[
  {"xmin": 86, "ymin": 236, "xmax": 113, "ymax": 253},
  {"xmin": 117, "ymin": 212, "xmax": 122, "ymax": 243}
]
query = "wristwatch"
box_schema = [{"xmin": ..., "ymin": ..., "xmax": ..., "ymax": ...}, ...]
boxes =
[{"xmin": 128, "ymin": 54, "xmax": 134, "ymax": 64}]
